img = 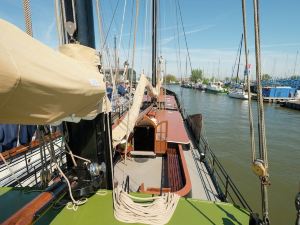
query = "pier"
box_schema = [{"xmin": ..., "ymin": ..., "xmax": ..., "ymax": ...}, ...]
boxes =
[{"xmin": 280, "ymin": 100, "xmax": 300, "ymax": 110}]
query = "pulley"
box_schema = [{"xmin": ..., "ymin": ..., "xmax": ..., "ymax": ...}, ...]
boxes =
[
  {"xmin": 40, "ymin": 169, "xmax": 51, "ymax": 186},
  {"xmin": 251, "ymin": 159, "xmax": 266, "ymax": 177}
]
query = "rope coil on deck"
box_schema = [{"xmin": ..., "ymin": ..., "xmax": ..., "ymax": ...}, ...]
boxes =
[{"xmin": 113, "ymin": 186, "xmax": 180, "ymax": 225}]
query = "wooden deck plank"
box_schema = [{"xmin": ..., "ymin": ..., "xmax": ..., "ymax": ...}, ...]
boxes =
[{"xmin": 154, "ymin": 110, "xmax": 190, "ymax": 144}]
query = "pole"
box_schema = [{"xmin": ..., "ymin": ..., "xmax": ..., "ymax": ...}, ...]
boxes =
[
  {"xmin": 152, "ymin": 0, "xmax": 157, "ymax": 87},
  {"xmin": 293, "ymin": 50, "xmax": 299, "ymax": 77},
  {"xmin": 236, "ymin": 33, "xmax": 243, "ymax": 83}
]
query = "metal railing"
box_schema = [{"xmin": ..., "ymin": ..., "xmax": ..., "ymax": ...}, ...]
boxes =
[
  {"xmin": 198, "ymin": 134, "xmax": 252, "ymax": 212},
  {"xmin": 111, "ymin": 95, "xmax": 133, "ymax": 124}
]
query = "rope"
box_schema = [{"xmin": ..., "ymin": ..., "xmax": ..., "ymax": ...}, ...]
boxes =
[
  {"xmin": 118, "ymin": 0, "xmax": 127, "ymax": 52},
  {"xmin": 231, "ymin": 35, "xmax": 243, "ymax": 82},
  {"xmin": 114, "ymin": 186, "xmax": 180, "ymax": 225},
  {"xmin": 22, "ymin": 0, "xmax": 33, "ymax": 36},
  {"xmin": 55, "ymin": 164, "xmax": 88, "ymax": 211},
  {"xmin": 71, "ymin": 0, "xmax": 77, "ymax": 30},
  {"xmin": 101, "ymin": 0, "xmax": 121, "ymax": 51},
  {"xmin": 253, "ymin": 0, "xmax": 268, "ymax": 168},
  {"xmin": 39, "ymin": 128, "xmax": 90, "ymax": 212},
  {"xmin": 96, "ymin": 0, "xmax": 105, "ymax": 54},
  {"xmin": 54, "ymin": 0, "xmax": 63, "ymax": 46},
  {"xmin": 235, "ymin": 33, "xmax": 244, "ymax": 83},
  {"xmin": 141, "ymin": 0, "xmax": 149, "ymax": 70},
  {"xmin": 124, "ymin": 0, "xmax": 139, "ymax": 164},
  {"xmin": 0, "ymin": 153, "xmax": 23, "ymax": 187},
  {"xmin": 60, "ymin": 0, "xmax": 68, "ymax": 44},
  {"xmin": 253, "ymin": 0, "xmax": 270, "ymax": 223},
  {"xmin": 241, "ymin": 0, "xmax": 256, "ymax": 163},
  {"xmin": 176, "ymin": 0, "xmax": 193, "ymax": 74}
]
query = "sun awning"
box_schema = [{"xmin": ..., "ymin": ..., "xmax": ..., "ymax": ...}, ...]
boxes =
[{"xmin": 0, "ymin": 19, "xmax": 106, "ymax": 125}]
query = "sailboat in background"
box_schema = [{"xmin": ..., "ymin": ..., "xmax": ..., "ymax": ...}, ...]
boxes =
[{"xmin": 228, "ymin": 34, "xmax": 249, "ymax": 100}]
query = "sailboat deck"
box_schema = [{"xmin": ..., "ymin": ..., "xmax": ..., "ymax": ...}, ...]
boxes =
[
  {"xmin": 0, "ymin": 187, "xmax": 250, "ymax": 225},
  {"xmin": 114, "ymin": 157, "xmax": 162, "ymax": 192}
]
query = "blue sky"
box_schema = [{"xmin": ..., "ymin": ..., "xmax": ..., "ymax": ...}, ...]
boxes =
[{"xmin": 1, "ymin": 0, "xmax": 300, "ymax": 79}]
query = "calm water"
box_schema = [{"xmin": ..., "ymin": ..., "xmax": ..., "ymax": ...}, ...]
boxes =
[{"xmin": 167, "ymin": 85, "xmax": 300, "ymax": 225}]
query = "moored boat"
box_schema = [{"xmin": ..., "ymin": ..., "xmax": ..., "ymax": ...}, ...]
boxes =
[
  {"xmin": 228, "ymin": 89, "xmax": 249, "ymax": 100},
  {"xmin": 206, "ymin": 82, "xmax": 227, "ymax": 94}
]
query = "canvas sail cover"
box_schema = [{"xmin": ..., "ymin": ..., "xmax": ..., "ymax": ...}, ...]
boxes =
[
  {"xmin": 112, "ymin": 74, "xmax": 157, "ymax": 147},
  {"xmin": 0, "ymin": 19, "xmax": 106, "ymax": 125}
]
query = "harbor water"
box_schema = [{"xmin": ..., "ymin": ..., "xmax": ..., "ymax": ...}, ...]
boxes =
[{"xmin": 167, "ymin": 85, "xmax": 300, "ymax": 225}]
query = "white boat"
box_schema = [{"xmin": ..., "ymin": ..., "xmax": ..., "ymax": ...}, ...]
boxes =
[
  {"xmin": 228, "ymin": 89, "xmax": 249, "ymax": 100},
  {"xmin": 206, "ymin": 82, "xmax": 226, "ymax": 93}
]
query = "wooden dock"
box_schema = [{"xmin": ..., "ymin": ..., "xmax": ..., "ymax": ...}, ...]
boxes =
[
  {"xmin": 280, "ymin": 100, "xmax": 300, "ymax": 111},
  {"xmin": 251, "ymin": 94, "xmax": 296, "ymax": 103}
]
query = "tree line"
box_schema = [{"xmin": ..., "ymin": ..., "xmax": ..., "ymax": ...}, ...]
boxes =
[{"xmin": 164, "ymin": 69, "xmax": 300, "ymax": 84}]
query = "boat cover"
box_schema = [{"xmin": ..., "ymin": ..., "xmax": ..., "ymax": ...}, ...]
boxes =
[{"xmin": 0, "ymin": 20, "xmax": 106, "ymax": 124}]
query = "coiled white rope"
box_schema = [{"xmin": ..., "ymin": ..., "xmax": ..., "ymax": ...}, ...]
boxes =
[{"xmin": 114, "ymin": 186, "xmax": 180, "ymax": 225}]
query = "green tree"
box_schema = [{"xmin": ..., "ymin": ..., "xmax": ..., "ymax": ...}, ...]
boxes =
[
  {"xmin": 290, "ymin": 75, "xmax": 300, "ymax": 80},
  {"xmin": 190, "ymin": 69, "xmax": 203, "ymax": 83},
  {"xmin": 262, "ymin": 74, "xmax": 272, "ymax": 80},
  {"xmin": 165, "ymin": 74, "xmax": 177, "ymax": 84},
  {"xmin": 202, "ymin": 78, "xmax": 210, "ymax": 85}
]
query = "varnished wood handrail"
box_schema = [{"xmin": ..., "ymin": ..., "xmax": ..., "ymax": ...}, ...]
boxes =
[{"xmin": 0, "ymin": 132, "xmax": 61, "ymax": 163}]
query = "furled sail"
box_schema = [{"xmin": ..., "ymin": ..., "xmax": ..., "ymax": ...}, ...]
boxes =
[
  {"xmin": 0, "ymin": 19, "xmax": 106, "ymax": 124},
  {"xmin": 112, "ymin": 74, "xmax": 157, "ymax": 147}
]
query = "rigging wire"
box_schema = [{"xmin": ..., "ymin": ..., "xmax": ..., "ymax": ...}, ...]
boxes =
[
  {"xmin": 101, "ymin": 0, "xmax": 121, "ymax": 51},
  {"xmin": 175, "ymin": 0, "xmax": 182, "ymax": 78},
  {"xmin": 235, "ymin": 33, "xmax": 244, "ymax": 83},
  {"xmin": 231, "ymin": 34, "xmax": 243, "ymax": 82},
  {"xmin": 176, "ymin": 0, "xmax": 193, "ymax": 73},
  {"xmin": 96, "ymin": 0, "xmax": 105, "ymax": 54},
  {"xmin": 141, "ymin": 0, "xmax": 149, "ymax": 72},
  {"xmin": 124, "ymin": 0, "xmax": 139, "ymax": 164},
  {"xmin": 118, "ymin": 0, "xmax": 127, "ymax": 54},
  {"xmin": 127, "ymin": 0, "xmax": 135, "ymax": 62}
]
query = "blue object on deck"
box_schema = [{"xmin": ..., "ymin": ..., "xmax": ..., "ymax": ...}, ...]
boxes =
[
  {"xmin": 0, "ymin": 125, "xmax": 37, "ymax": 152},
  {"xmin": 19, "ymin": 125, "xmax": 37, "ymax": 145},
  {"xmin": 106, "ymin": 87, "xmax": 113, "ymax": 100},
  {"xmin": 0, "ymin": 124, "xmax": 18, "ymax": 152},
  {"xmin": 117, "ymin": 85, "xmax": 126, "ymax": 96}
]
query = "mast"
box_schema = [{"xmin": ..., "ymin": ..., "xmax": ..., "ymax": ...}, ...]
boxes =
[
  {"xmin": 293, "ymin": 50, "xmax": 299, "ymax": 77},
  {"xmin": 152, "ymin": 0, "xmax": 157, "ymax": 87},
  {"xmin": 62, "ymin": 0, "xmax": 113, "ymax": 189},
  {"xmin": 236, "ymin": 33, "xmax": 243, "ymax": 84}
]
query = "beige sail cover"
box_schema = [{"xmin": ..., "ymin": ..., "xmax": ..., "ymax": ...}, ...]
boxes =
[
  {"xmin": 112, "ymin": 74, "xmax": 156, "ymax": 147},
  {"xmin": 0, "ymin": 19, "xmax": 105, "ymax": 124}
]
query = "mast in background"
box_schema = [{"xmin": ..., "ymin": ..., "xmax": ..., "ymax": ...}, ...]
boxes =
[{"xmin": 152, "ymin": 0, "xmax": 157, "ymax": 87}]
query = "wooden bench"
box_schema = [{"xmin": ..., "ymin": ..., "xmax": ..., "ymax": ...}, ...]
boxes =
[{"xmin": 167, "ymin": 148, "xmax": 183, "ymax": 192}]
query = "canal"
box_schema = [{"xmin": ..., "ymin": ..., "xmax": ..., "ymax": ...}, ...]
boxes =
[{"xmin": 167, "ymin": 85, "xmax": 300, "ymax": 225}]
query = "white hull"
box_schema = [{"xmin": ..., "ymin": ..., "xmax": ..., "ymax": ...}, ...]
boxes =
[{"xmin": 228, "ymin": 91, "xmax": 248, "ymax": 100}]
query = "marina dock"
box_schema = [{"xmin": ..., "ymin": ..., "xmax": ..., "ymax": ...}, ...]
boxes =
[{"xmin": 280, "ymin": 100, "xmax": 300, "ymax": 110}]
